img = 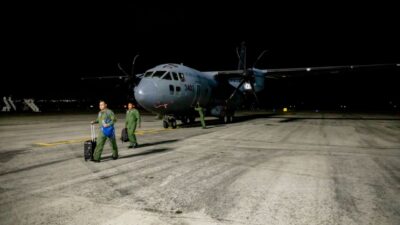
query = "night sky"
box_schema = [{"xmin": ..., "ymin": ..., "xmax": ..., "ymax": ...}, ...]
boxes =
[{"xmin": 2, "ymin": 3, "xmax": 399, "ymax": 109}]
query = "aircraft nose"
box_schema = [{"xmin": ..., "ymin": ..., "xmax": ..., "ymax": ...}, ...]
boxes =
[{"xmin": 134, "ymin": 79, "xmax": 158, "ymax": 112}]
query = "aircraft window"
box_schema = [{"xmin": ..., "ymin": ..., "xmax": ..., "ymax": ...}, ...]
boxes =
[
  {"xmin": 144, "ymin": 71, "xmax": 153, "ymax": 77},
  {"xmin": 169, "ymin": 85, "xmax": 174, "ymax": 95},
  {"xmin": 176, "ymin": 86, "xmax": 181, "ymax": 92},
  {"xmin": 171, "ymin": 72, "xmax": 179, "ymax": 81},
  {"xmin": 162, "ymin": 72, "xmax": 172, "ymax": 80},
  {"xmin": 179, "ymin": 73, "xmax": 185, "ymax": 82},
  {"xmin": 152, "ymin": 71, "xmax": 167, "ymax": 78}
]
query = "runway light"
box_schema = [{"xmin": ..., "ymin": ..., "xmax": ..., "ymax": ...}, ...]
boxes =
[
  {"xmin": 283, "ymin": 107, "xmax": 288, "ymax": 112},
  {"xmin": 306, "ymin": 68, "xmax": 311, "ymax": 72}
]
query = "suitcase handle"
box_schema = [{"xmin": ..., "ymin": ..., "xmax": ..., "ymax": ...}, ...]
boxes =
[{"xmin": 90, "ymin": 124, "xmax": 96, "ymax": 141}]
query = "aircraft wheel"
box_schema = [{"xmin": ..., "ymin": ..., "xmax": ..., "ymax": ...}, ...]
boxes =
[
  {"xmin": 222, "ymin": 115, "xmax": 229, "ymax": 124},
  {"xmin": 163, "ymin": 120, "xmax": 169, "ymax": 129},
  {"xmin": 171, "ymin": 119, "xmax": 177, "ymax": 129}
]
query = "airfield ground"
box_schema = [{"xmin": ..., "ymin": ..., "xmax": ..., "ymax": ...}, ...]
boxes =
[{"xmin": 0, "ymin": 111, "xmax": 399, "ymax": 225}]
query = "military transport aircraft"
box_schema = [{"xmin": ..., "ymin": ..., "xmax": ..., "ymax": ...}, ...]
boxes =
[{"xmin": 83, "ymin": 42, "xmax": 399, "ymax": 128}]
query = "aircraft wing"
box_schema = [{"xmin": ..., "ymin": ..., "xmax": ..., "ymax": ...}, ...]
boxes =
[
  {"xmin": 80, "ymin": 75, "xmax": 129, "ymax": 80},
  {"xmin": 211, "ymin": 63, "xmax": 399, "ymax": 78},
  {"xmin": 262, "ymin": 63, "xmax": 399, "ymax": 78},
  {"xmin": 80, "ymin": 74, "xmax": 143, "ymax": 80}
]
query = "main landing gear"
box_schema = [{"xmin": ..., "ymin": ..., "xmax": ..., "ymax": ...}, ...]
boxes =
[
  {"xmin": 220, "ymin": 110, "xmax": 235, "ymax": 124},
  {"xmin": 163, "ymin": 115, "xmax": 196, "ymax": 129},
  {"xmin": 163, "ymin": 115, "xmax": 177, "ymax": 129}
]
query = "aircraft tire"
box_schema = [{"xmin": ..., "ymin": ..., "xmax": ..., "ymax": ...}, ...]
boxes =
[
  {"xmin": 171, "ymin": 119, "xmax": 177, "ymax": 129},
  {"xmin": 222, "ymin": 115, "xmax": 229, "ymax": 124},
  {"xmin": 163, "ymin": 120, "xmax": 169, "ymax": 129}
]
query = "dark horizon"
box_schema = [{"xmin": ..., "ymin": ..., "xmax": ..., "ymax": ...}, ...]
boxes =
[{"xmin": 2, "ymin": 3, "xmax": 399, "ymax": 110}]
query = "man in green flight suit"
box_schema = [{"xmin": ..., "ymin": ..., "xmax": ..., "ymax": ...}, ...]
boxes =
[
  {"xmin": 126, "ymin": 102, "xmax": 141, "ymax": 148},
  {"xmin": 194, "ymin": 101, "xmax": 206, "ymax": 129},
  {"xmin": 91, "ymin": 100, "xmax": 118, "ymax": 162}
]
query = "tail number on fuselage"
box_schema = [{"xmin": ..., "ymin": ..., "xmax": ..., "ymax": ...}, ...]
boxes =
[{"xmin": 185, "ymin": 84, "xmax": 194, "ymax": 91}]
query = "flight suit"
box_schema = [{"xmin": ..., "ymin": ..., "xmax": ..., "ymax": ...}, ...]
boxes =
[
  {"xmin": 93, "ymin": 109, "xmax": 118, "ymax": 160},
  {"xmin": 125, "ymin": 108, "xmax": 141, "ymax": 147},
  {"xmin": 195, "ymin": 104, "xmax": 206, "ymax": 128}
]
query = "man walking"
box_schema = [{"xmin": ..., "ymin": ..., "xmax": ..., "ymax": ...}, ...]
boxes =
[
  {"xmin": 194, "ymin": 101, "xmax": 206, "ymax": 129},
  {"xmin": 125, "ymin": 102, "xmax": 141, "ymax": 148},
  {"xmin": 91, "ymin": 100, "xmax": 118, "ymax": 162}
]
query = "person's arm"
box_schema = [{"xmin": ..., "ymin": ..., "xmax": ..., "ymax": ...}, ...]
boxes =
[
  {"xmin": 134, "ymin": 110, "xmax": 141, "ymax": 128},
  {"xmin": 91, "ymin": 113, "xmax": 100, "ymax": 124},
  {"xmin": 138, "ymin": 110, "xmax": 141, "ymax": 128},
  {"xmin": 125, "ymin": 112, "xmax": 128, "ymax": 128},
  {"xmin": 110, "ymin": 111, "xmax": 116, "ymax": 126}
]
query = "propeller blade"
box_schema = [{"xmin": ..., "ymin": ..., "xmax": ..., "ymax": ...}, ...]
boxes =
[
  {"xmin": 252, "ymin": 50, "xmax": 267, "ymax": 68},
  {"xmin": 249, "ymin": 81, "xmax": 260, "ymax": 106},
  {"xmin": 118, "ymin": 63, "xmax": 130, "ymax": 77},
  {"xmin": 131, "ymin": 54, "xmax": 139, "ymax": 76},
  {"xmin": 227, "ymin": 78, "xmax": 246, "ymax": 103}
]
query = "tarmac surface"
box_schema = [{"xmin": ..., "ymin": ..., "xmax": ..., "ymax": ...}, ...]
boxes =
[{"xmin": 0, "ymin": 111, "xmax": 399, "ymax": 225}]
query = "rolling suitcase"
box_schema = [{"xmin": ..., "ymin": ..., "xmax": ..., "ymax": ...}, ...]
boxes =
[
  {"xmin": 121, "ymin": 128, "xmax": 129, "ymax": 142},
  {"xmin": 84, "ymin": 124, "xmax": 97, "ymax": 161}
]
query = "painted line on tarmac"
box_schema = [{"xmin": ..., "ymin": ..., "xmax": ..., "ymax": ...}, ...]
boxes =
[{"xmin": 34, "ymin": 128, "xmax": 176, "ymax": 147}]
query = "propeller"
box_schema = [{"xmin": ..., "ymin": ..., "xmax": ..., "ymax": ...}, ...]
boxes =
[
  {"xmin": 117, "ymin": 54, "xmax": 140, "ymax": 101},
  {"xmin": 226, "ymin": 42, "xmax": 266, "ymax": 108},
  {"xmin": 117, "ymin": 54, "xmax": 140, "ymax": 86}
]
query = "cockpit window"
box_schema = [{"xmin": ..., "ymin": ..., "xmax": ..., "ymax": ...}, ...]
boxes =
[
  {"xmin": 161, "ymin": 72, "xmax": 172, "ymax": 80},
  {"xmin": 152, "ymin": 71, "xmax": 167, "ymax": 78},
  {"xmin": 144, "ymin": 71, "xmax": 153, "ymax": 77},
  {"xmin": 171, "ymin": 72, "xmax": 179, "ymax": 81},
  {"xmin": 179, "ymin": 73, "xmax": 185, "ymax": 82}
]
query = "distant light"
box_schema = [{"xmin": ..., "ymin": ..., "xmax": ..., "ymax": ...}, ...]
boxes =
[
  {"xmin": 306, "ymin": 68, "xmax": 311, "ymax": 72},
  {"xmin": 350, "ymin": 65, "xmax": 354, "ymax": 69},
  {"xmin": 282, "ymin": 75, "xmax": 287, "ymax": 78},
  {"xmin": 283, "ymin": 107, "xmax": 288, "ymax": 112},
  {"xmin": 90, "ymin": 105, "xmax": 93, "ymax": 108},
  {"xmin": 244, "ymin": 83, "xmax": 252, "ymax": 90},
  {"xmin": 397, "ymin": 64, "xmax": 400, "ymax": 67}
]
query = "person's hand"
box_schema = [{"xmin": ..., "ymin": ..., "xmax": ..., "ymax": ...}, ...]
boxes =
[{"xmin": 103, "ymin": 123, "xmax": 109, "ymax": 128}]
